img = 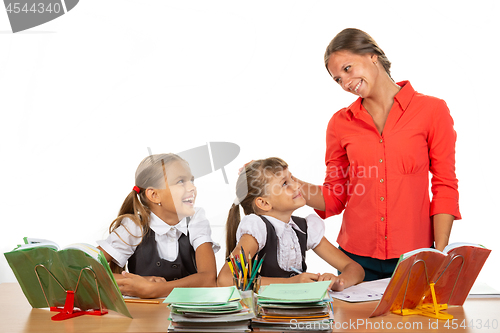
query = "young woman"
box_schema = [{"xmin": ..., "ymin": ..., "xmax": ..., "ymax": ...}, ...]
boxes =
[{"xmin": 296, "ymin": 28, "xmax": 461, "ymax": 281}]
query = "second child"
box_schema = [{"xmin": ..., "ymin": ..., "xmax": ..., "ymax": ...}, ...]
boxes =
[
  {"xmin": 97, "ymin": 153, "xmax": 219, "ymax": 298},
  {"xmin": 217, "ymin": 157, "xmax": 364, "ymax": 290}
]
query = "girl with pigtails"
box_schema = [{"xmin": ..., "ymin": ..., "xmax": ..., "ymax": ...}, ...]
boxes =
[
  {"xmin": 97, "ymin": 153, "xmax": 218, "ymax": 298},
  {"xmin": 217, "ymin": 157, "xmax": 364, "ymax": 291}
]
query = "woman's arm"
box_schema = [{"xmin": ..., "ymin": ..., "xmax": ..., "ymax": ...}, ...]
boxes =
[
  {"xmin": 295, "ymin": 115, "xmax": 350, "ymax": 217},
  {"xmin": 432, "ymin": 213, "xmax": 454, "ymax": 251},
  {"xmin": 427, "ymin": 101, "xmax": 460, "ymax": 251},
  {"xmin": 117, "ymin": 242, "xmax": 217, "ymax": 298},
  {"xmin": 428, "ymin": 100, "xmax": 461, "ymax": 220},
  {"xmin": 313, "ymin": 237, "xmax": 364, "ymax": 291},
  {"xmin": 294, "ymin": 178, "xmax": 326, "ymax": 211}
]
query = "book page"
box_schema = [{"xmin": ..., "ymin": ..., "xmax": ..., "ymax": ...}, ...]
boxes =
[
  {"xmin": 14, "ymin": 238, "xmax": 60, "ymax": 251},
  {"xmin": 430, "ymin": 245, "xmax": 491, "ymax": 305}
]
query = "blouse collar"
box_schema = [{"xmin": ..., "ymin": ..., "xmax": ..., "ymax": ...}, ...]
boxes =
[
  {"xmin": 346, "ymin": 80, "xmax": 415, "ymax": 120},
  {"xmin": 262, "ymin": 215, "xmax": 306, "ymax": 237},
  {"xmin": 149, "ymin": 212, "xmax": 188, "ymax": 236}
]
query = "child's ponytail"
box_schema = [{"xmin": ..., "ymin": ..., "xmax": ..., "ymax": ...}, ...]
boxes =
[
  {"xmin": 109, "ymin": 189, "xmax": 151, "ymax": 236},
  {"xmin": 107, "ymin": 189, "xmax": 151, "ymax": 273},
  {"xmin": 225, "ymin": 203, "xmax": 241, "ymax": 257}
]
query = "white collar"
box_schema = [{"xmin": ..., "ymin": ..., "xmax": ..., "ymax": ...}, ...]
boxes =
[
  {"xmin": 149, "ymin": 212, "xmax": 188, "ymax": 236},
  {"xmin": 262, "ymin": 215, "xmax": 306, "ymax": 237}
]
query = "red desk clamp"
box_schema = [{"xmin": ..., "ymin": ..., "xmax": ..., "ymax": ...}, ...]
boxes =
[
  {"xmin": 35, "ymin": 264, "xmax": 109, "ymax": 321},
  {"xmin": 50, "ymin": 290, "xmax": 108, "ymax": 321}
]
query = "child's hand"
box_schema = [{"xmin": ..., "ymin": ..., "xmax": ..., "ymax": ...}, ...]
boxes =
[
  {"xmin": 318, "ymin": 273, "xmax": 345, "ymax": 291},
  {"xmin": 116, "ymin": 271, "xmax": 156, "ymax": 298},
  {"xmin": 290, "ymin": 272, "xmax": 320, "ymax": 284},
  {"xmin": 145, "ymin": 276, "xmax": 167, "ymax": 283}
]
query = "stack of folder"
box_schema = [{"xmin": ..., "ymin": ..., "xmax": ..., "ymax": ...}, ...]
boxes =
[
  {"xmin": 252, "ymin": 281, "xmax": 334, "ymax": 331},
  {"xmin": 164, "ymin": 286, "xmax": 255, "ymax": 332}
]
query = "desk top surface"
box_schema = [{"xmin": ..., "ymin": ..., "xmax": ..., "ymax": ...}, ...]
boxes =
[{"xmin": 1, "ymin": 283, "xmax": 498, "ymax": 333}]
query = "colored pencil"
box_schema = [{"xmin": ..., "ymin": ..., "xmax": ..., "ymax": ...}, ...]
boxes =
[
  {"xmin": 240, "ymin": 246, "xmax": 247, "ymax": 267},
  {"xmin": 247, "ymin": 252, "xmax": 252, "ymax": 279},
  {"xmin": 226, "ymin": 257, "xmax": 236, "ymax": 278},
  {"xmin": 235, "ymin": 256, "xmax": 243, "ymax": 273},
  {"xmin": 244, "ymin": 263, "xmax": 248, "ymax": 288},
  {"xmin": 229, "ymin": 253, "xmax": 239, "ymax": 278},
  {"xmin": 245, "ymin": 253, "xmax": 266, "ymax": 291},
  {"xmin": 251, "ymin": 253, "xmax": 259, "ymax": 275},
  {"xmin": 239, "ymin": 250, "xmax": 247, "ymax": 280}
]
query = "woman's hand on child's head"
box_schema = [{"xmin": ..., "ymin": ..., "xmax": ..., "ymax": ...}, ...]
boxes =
[
  {"xmin": 290, "ymin": 272, "xmax": 320, "ymax": 284},
  {"xmin": 318, "ymin": 273, "xmax": 345, "ymax": 291},
  {"xmin": 238, "ymin": 161, "xmax": 254, "ymax": 175}
]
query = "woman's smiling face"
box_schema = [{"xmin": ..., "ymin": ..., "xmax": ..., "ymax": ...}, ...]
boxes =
[{"xmin": 327, "ymin": 50, "xmax": 379, "ymax": 98}]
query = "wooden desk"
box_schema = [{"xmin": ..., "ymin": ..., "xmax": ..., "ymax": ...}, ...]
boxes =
[{"xmin": 1, "ymin": 283, "xmax": 498, "ymax": 332}]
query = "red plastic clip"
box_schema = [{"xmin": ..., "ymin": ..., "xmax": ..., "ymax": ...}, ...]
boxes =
[{"xmin": 50, "ymin": 290, "xmax": 108, "ymax": 321}]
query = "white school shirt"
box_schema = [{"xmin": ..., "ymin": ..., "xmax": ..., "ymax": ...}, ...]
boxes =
[
  {"xmin": 97, "ymin": 207, "xmax": 219, "ymax": 268},
  {"xmin": 235, "ymin": 214, "xmax": 325, "ymax": 272}
]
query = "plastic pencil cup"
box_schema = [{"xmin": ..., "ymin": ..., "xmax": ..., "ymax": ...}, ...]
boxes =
[
  {"xmin": 239, "ymin": 289, "xmax": 255, "ymax": 312},
  {"xmin": 233, "ymin": 276, "xmax": 259, "ymax": 312}
]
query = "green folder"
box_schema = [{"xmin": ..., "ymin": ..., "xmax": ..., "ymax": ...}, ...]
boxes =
[
  {"xmin": 4, "ymin": 243, "xmax": 132, "ymax": 318},
  {"xmin": 257, "ymin": 281, "xmax": 331, "ymax": 303},
  {"xmin": 164, "ymin": 286, "xmax": 239, "ymax": 305}
]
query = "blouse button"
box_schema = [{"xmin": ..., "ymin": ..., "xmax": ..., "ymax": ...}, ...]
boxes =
[
  {"xmin": 385, "ymin": 236, "xmax": 388, "ymax": 239},
  {"xmin": 379, "ymin": 159, "xmax": 383, "ymax": 163},
  {"xmin": 291, "ymin": 246, "xmax": 294, "ymax": 250},
  {"xmin": 381, "ymin": 217, "xmax": 385, "ymax": 221},
  {"xmin": 380, "ymin": 197, "xmax": 385, "ymax": 201},
  {"xmin": 380, "ymin": 179, "xmax": 384, "ymax": 183},
  {"xmin": 379, "ymin": 139, "xmax": 383, "ymax": 143}
]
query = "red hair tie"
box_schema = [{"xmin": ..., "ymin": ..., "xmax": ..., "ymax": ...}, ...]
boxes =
[{"xmin": 133, "ymin": 186, "xmax": 140, "ymax": 194}]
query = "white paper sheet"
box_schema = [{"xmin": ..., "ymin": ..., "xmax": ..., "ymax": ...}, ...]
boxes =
[{"xmin": 329, "ymin": 278, "xmax": 390, "ymax": 302}]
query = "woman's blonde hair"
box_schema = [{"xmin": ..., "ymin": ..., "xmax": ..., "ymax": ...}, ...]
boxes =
[
  {"xmin": 108, "ymin": 153, "xmax": 185, "ymax": 272},
  {"xmin": 225, "ymin": 157, "xmax": 288, "ymax": 257}
]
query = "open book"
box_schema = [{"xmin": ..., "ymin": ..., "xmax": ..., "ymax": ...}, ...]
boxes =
[
  {"xmin": 14, "ymin": 237, "xmax": 107, "ymax": 263},
  {"xmin": 370, "ymin": 242, "xmax": 491, "ymax": 318},
  {"xmin": 4, "ymin": 237, "xmax": 131, "ymax": 319}
]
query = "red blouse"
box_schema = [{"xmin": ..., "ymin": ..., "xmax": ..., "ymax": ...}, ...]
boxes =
[{"xmin": 315, "ymin": 81, "xmax": 461, "ymax": 260}]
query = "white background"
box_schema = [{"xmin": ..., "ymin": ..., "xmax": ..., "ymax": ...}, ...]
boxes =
[{"xmin": 1, "ymin": 1, "xmax": 499, "ymax": 291}]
